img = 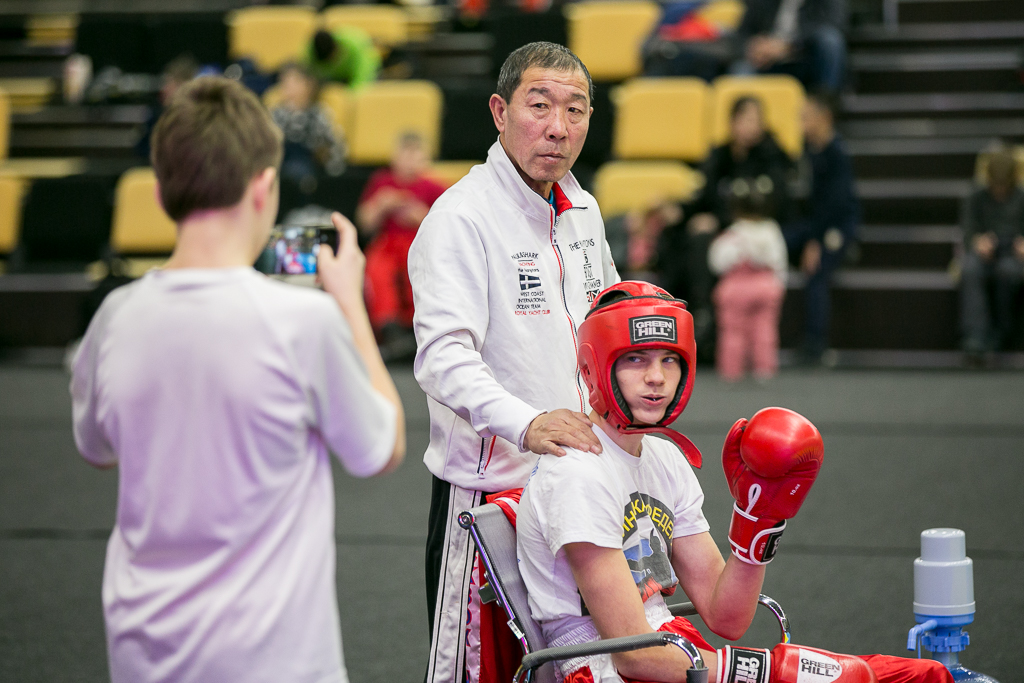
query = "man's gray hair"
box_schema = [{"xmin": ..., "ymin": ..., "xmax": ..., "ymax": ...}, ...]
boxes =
[{"xmin": 496, "ymin": 42, "xmax": 594, "ymax": 104}]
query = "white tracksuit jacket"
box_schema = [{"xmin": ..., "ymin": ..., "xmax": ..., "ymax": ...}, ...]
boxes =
[{"xmin": 409, "ymin": 139, "xmax": 620, "ymax": 492}]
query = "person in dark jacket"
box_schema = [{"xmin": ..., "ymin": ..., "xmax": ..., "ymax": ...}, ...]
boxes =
[
  {"xmin": 959, "ymin": 149, "xmax": 1024, "ymax": 355},
  {"xmin": 784, "ymin": 91, "xmax": 860, "ymax": 361},
  {"xmin": 732, "ymin": 0, "xmax": 848, "ymax": 93},
  {"xmin": 660, "ymin": 96, "xmax": 795, "ymax": 352}
]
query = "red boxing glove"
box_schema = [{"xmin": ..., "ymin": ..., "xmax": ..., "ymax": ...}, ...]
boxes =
[
  {"xmin": 717, "ymin": 644, "xmax": 878, "ymax": 683},
  {"xmin": 723, "ymin": 407, "xmax": 823, "ymax": 564}
]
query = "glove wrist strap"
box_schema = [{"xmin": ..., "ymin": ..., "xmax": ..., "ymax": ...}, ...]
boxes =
[
  {"xmin": 728, "ymin": 503, "xmax": 786, "ymax": 565},
  {"xmin": 717, "ymin": 646, "xmax": 771, "ymax": 683}
]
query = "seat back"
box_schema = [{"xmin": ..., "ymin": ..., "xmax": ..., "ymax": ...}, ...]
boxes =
[
  {"xmin": 111, "ymin": 168, "xmax": 177, "ymax": 255},
  {"xmin": 347, "ymin": 80, "xmax": 442, "ymax": 165},
  {"xmin": 593, "ymin": 161, "xmax": 703, "ymax": 219},
  {"xmin": 227, "ymin": 6, "xmax": 318, "ymax": 73},
  {"xmin": 565, "ymin": 1, "xmax": 661, "ymax": 81},
  {"xmin": 460, "ymin": 504, "xmax": 558, "ymax": 683},
  {"xmin": 709, "ymin": 75, "xmax": 806, "ymax": 159},
  {"xmin": 695, "ymin": 0, "xmax": 745, "ymax": 32},
  {"xmin": 320, "ymin": 5, "xmax": 408, "ymax": 49},
  {"xmin": 0, "ymin": 176, "xmax": 26, "ymax": 254},
  {"xmin": 0, "ymin": 86, "xmax": 10, "ymax": 161},
  {"xmin": 613, "ymin": 78, "xmax": 710, "ymax": 162},
  {"xmin": 425, "ymin": 160, "xmax": 479, "ymax": 189}
]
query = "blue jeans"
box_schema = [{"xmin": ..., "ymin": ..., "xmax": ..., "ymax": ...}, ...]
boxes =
[
  {"xmin": 732, "ymin": 25, "xmax": 847, "ymax": 92},
  {"xmin": 960, "ymin": 251, "xmax": 1024, "ymax": 350},
  {"xmin": 784, "ymin": 223, "xmax": 847, "ymax": 354}
]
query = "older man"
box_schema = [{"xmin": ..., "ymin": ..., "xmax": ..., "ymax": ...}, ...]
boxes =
[{"xmin": 409, "ymin": 42, "xmax": 620, "ymax": 683}]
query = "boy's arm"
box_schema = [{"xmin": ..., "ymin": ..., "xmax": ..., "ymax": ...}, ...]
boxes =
[
  {"xmin": 318, "ymin": 212, "xmax": 405, "ymax": 474},
  {"xmin": 70, "ymin": 301, "xmax": 120, "ymax": 469},
  {"xmin": 670, "ymin": 532, "xmax": 766, "ymax": 640},
  {"xmin": 564, "ymin": 542, "xmax": 717, "ymax": 682}
]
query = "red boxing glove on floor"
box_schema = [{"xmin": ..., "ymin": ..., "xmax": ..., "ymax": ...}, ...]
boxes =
[
  {"xmin": 717, "ymin": 644, "xmax": 878, "ymax": 683},
  {"xmin": 723, "ymin": 407, "xmax": 823, "ymax": 564}
]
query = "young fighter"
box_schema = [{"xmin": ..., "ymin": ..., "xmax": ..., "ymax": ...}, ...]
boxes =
[
  {"xmin": 516, "ymin": 281, "xmax": 952, "ymax": 683},
  {"xmin": 71, "ymin": 76, "xmax": 404, "ymax": 682}
]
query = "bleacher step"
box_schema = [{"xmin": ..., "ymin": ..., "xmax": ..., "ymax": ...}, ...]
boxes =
[
  {"xmin": 841, "ymin": 91, "xmax": 1024, "ymax": 118},
  {"xmin": 840, "ymin": 117, "xmax": 1024, "ymax": 140},
  {"xmin": 850, "ymin": 21, "xmax": 1024, "ymax": 48},
  {"xmin": 897, "ymin": 0, "xmax": 1024, "ymax": 24},
  {"xmin": 857, "ymin": 178, "xmax": 971, "ymax": 224},
  {"xmin": 10, "ymin": 105, "xmax": 150, "ymax": 158},
  {"xmin": 846, "ymin": 137, "xmax": 992, "ymax": 178},
  {"xmin": 849, "ymin": 47, "xmax": 1023, "ymax": 93},
  {"xmin": 855, "ymin": 225, "xmax": 960, "ymax": 269}
]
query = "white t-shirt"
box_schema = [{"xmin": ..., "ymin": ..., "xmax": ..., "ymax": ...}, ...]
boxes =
[
  {"xmin": 517, "ymin": 426, "xmax": 709, "ymax": 680},
  {"xmin": 71, "ymin": 267, "xmax": 397, "ymax": 683}
]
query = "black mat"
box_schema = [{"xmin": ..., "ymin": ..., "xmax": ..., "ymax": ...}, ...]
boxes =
[{"xmin": 1, "ymin": 365, "xmax": 1020, "ymax": 682}]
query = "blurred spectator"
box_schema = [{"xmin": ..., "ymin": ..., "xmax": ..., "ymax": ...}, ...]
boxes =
[
  {"xmin": 642, "ymin": 1, "xmax": 733, "ymax": 81},
  {"xmin": 356, "ymin": 132, "xmax": 446, "ymax": 360},
  {"xmin": 960, "ymin": 149, "xmax": 1024, "ymax": 356},
  {"xmin": 709, "ymin": 176, "xmax": 788, "ymax": 382},
  {"xmin": 271, "ymin": 63, "xmax": 347, "ymax": 193},
  {"xmin": 784, "ymin": 91, "xmax": 859, "ymax": 362},
  {"xmin": 136, "ymin": 54, "xmax": 198, "ymax": 160},
  {"xmin": 732, "ymin": 0, "xmax": 848, "ymax": 93},
  {"xmin": 306, "ymin": 28, "xmax": 380, "ymax": 89},
  {"xmin": 660, "ymin": 96, "xmax": 794, "ymax": 352},
  {"xmin": 604, "ymin": 199, "xmax": 682, "ymax": 282}
]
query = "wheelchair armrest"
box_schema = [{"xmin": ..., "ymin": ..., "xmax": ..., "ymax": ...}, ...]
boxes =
[
  {"xmin": 757, "ymin": 594, "xmax": 791, "ymax": 644},
  {"xmin": 515, "ymin": 632, "xmax": 708, "ymax": 683},
  {"xmin": 668, "ymin": 594, "xmax": 790, "ymax": 645},
  {"xmin": 668, "ymin": 601, "xmax": 698, "ymax": 617}
]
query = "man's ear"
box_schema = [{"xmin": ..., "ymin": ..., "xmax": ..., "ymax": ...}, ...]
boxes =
[
  {"xmin": 251, "ymin": 167, "xmax": 278, "ymax": 213},
  {"xmin": 488, "ymin": 94, "xmax": 508, "ymax": 134}
]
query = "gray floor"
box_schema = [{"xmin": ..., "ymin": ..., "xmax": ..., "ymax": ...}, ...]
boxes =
[{"xmin": 1, "ymin": 364, "xmax": 1021, "ymax": 682}]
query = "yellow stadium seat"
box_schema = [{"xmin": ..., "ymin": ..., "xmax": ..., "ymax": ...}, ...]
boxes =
[
  {"xmin": 111, "ymin": 168, "xmax": 177, "ymax": 255},
  {"xmin": 565, "ymin": 1, "xmax": 661, "ymax": 81},
  {"xmin": 347, "ymin": 80, "xmax": 442, "ymax": 166},
  {"xmin": 425, "ymin": 160, "xmax": 480, "ymax": 188},
  {"xmin": 709, "ymin": 75, "xmax": 806, "ymax": 158},
  {"xmin": 321, "ymin": 5, "xmax": 408, "ymax": 48},
  {"xmin": 263, "ymin": 82, "xmax": 352, "ymax": 142},
  {"xmin": 227, "ymin": 6, "xmax": 318, "ymax": 73},
  {"xmin": 695, "ymin": 0, "xmax": 745, "ymax": 31},
  {"xmin": 0, "ymin": 176, "xmax": 26, "ymax": 253},
  {"xmin": 593, "ymin": 161, "xmax": 703, "ymax": 219},
  {"xmin": 613, "ymin": 78, "xmax": 710, "ymax": 162},
  {"xmin": 0, "ymin": 86, "xmax": 9, "ymax": 160}
]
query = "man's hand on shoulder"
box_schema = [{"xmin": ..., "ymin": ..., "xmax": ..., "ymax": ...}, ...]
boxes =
[{"xmin": 524, "ymin": 409, "xmax": 602, "ymax": 456}]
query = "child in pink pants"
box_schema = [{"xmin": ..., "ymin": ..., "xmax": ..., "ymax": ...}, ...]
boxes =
[{"xmin": 708, "ymin": 177, "xmax": 788, "ymax": 381}]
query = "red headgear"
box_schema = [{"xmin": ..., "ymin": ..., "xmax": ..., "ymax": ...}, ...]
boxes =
[{"xmin": 577, "ymin": 281, "xmax": 702, "ymax": 468}]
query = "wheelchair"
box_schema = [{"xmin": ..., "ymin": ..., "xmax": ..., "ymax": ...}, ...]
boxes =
[{"xmin": 459, "ymin": 502, "xmax": 792, "ymax": 683}]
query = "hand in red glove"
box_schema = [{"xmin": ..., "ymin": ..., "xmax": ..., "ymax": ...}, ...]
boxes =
[{"xmin": 722, "ymin": 407, "xmax": 823, "ymax": 564}]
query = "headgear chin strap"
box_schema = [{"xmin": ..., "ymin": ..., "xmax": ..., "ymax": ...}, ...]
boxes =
[
  {"xmin": 620, "ymin": 425, "xmax": 702, "ymax": 469},
  {"xmin": 577, "ymin": 281, "xmax": 702, "ymax": 468}
]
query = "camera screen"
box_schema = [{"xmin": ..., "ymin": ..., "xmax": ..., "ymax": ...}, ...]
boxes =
[{"xmin": 257, "ymin": 226, "xmax": 338, "ymax": 275}]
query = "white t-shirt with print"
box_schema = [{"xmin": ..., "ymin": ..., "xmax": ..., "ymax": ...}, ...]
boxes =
[
  {"xmin": 71, "ymin": 267, "xmax": 397, "ymax": 683},
  {"xmin": 517, "ymin": 425, "xmax": 709, "ymax": 679}
]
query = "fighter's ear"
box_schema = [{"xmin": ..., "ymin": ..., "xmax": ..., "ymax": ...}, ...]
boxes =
[{"xmin": 489, "ymin": 93, "xmax": 508, "ymax": 134}]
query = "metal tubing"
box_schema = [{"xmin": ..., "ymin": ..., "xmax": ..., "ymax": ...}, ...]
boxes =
[{"xmin": 758, "ymin": 594, "xmax": 791, "ymax": 644}]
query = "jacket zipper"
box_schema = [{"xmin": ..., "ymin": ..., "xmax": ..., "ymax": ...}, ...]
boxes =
[{"xmin": 550, "ymin": 206, "xmax": 586, "ymax": 412}]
